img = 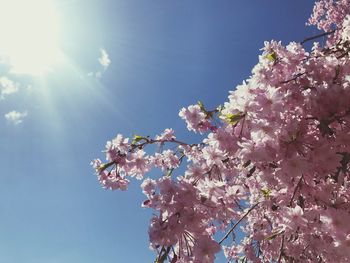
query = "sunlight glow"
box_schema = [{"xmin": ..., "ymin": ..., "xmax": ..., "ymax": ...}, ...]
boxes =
[{"xmin": 0, "ymin": 0, "xmax": 62, "ymax": 75}]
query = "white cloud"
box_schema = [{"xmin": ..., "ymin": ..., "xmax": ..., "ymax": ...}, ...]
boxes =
[
  {"xmin": 0, "ymin": 76, "xmax": 19, "ymax": 99},
  {"xmin": 87, "ymin": 71, "xmax": 102, "ymax": 79},
  {"xmin": 87, "ymin": 48, "xmax": 111, "ymax": 78},
  {"xmin": 4, "ymin": 110, "xmax": 28, "ymax": 125},
  {"xmin": 87, "ymin": 72, "xmax": 94, "ymax": 78},
  {"xmin": 98, "ymin": 48, "xmax": 111, "ymax": 70}
]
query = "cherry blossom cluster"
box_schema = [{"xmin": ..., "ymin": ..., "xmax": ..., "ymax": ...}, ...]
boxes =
[
  {"xmin": 92, "ymin": 1, "xmax": 350, "ymax": 262},
  {"xmin": 308, "ymin": 0, "xmax": 350, "ymax": 45}
]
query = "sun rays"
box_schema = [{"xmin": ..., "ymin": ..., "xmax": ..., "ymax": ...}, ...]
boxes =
[{"xmin": 0, "ymin": 0, "xmax": 62, "ymax": 75}]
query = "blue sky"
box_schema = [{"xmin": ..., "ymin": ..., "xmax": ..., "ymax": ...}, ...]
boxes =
[{"xmin": 0, "ymin": 1, "xmax": 317, "ymax": 262}]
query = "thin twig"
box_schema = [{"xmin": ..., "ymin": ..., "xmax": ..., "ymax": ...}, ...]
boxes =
[
  {"xmin": 289, "ymin": 175, "xmax": 304, "ymax": 207},
  {"xmin": 300, "ymin": 29, "xmax": 336, "ymax": 45},
  {"xmin": 277, "ymin": 235, "xmax": 285, "ymax": 263},
  {"xmin": 219, "ymin": 202, "xmax": 260, "ymax": 244},
  {"xmin": 280, "ymin": 72, "xmax": 305, "ymax": 84}
]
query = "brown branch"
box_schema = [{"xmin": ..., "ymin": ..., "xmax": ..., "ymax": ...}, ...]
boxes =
[
  {"xmin": 289, "ymin": 175, "xmax": 304, "ymax": 207},
  {"xmin": 280, "ymin": 72, "xmax": 305, "ymax": 84},
  {"xmin": 99, "ymin": 137, "xmax": 196, "ymax": 173},
  {"xmin": 219, "ymin": 202, "xmax": 260, "ymax": 244},
  {"xmin": 133, "ymin": 137, "xmax": 192, "ymax": 150},
  {"xmin": 300, "ymin": 29, "xmax": 336, "ymax": 45},
  {"xmin": 277, "ymin": 235, "xmax": 285, "ymax": 263}
]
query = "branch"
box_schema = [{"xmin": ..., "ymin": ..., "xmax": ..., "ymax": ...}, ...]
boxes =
[
  {"xmin": 277, "ymin": 235, "xmax": 285, "ymax": 263},
  {"xmin": 99, "ymin": 137, "xmax": 195, "ymax": 172},
  {"xmin": 280, "ymin": 72, "xmax": 305, "ymax": 84},
  {"xmin": 289, "ymin": 175, "xmax": 303, "ymax": 207},
  {"xmin": 300, "ymin": 29, "xmax": 336, "ymax": 45},
  {"xmin": 219, "ymin": 202, "xmax": 260, "ymax": 244},
  {"xmin": 132, "ymin": 137, "xmax": 193, "ymax": 150}
]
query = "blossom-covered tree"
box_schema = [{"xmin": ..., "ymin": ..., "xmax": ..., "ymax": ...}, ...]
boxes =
[{"xmin": 92, "ymin": 1, "xmax": 350, "ymax": 262}]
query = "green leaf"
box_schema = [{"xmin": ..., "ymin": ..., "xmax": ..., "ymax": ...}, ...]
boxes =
[
  {"xmin": 98, "ymin": 163, "xmax": 108, "ymax": 171},
  {"xmin": 265, "ymin": 232, "xmax": 279, "ymax": 240},
  {"xmin": 197, "ymin": 100, "xmax": 206, "ymax": 112},
  {"xmin": 265, "ymin": 52, "xmax": 277, "ymax": 62},
  {"xmin": 262, "ymin": 188, "xmax": 272, "ymax": 198},
  {"xmin": 264, "ymin": 229, "xmax": 284, "ymax": 240},
  {"xmin": 132, "ymin": 135, "xmax": 143, "ymax": 144},
  {"xmin": 224, "ymin": 113, "xmax": 244, "ymax": 125},
  {"xmin": 98, "ymin": 162, "xmax": 114, "ymax": 171}
]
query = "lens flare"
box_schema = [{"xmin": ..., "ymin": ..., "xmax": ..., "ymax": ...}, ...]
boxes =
[{"xmin": 0, "ymin": 0, "xmax": 62, "ymax": 75}]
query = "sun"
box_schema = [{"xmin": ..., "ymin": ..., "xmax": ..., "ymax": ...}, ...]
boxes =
[{"xmin": 0, "ymin": 0, "xmax": 62, "ymax": 75}]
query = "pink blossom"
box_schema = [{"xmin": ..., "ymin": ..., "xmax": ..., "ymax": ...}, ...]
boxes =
[
  {"xmin": 193, "ymin": 236, "xmax": 221, "ymax": 263},
  {"xmin": 126, "ymin": 150, "xmax": 150, "ymax": 179},
  {"xmin": 155, "ymin": 128, "xmax": 176, "ymax": 141},
  {"xmin": 283, "ymin": 205, "xmax": 308, "ymax": 230},
  {"xmin": 151, "ymin": 150, "xmax": 180, "ymax": 171},
  {"xmin": 92, "ymin": 1, "xmax": 350, "ymax": 261},
  {"xmin": 179, "ymin": 105, "xmax": 211, "ymax": 133}
]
